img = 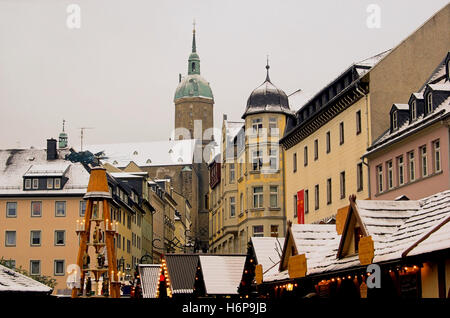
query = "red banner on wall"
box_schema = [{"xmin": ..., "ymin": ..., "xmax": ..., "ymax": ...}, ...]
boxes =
[{"xmin": 297, "ymin": 189, "xmax": 304, "ymax": 224}]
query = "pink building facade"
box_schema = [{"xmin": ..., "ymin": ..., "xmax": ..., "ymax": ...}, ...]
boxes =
[{"xmin": 365, "ymin": 52, "xmax": 450, "ymax": 200}]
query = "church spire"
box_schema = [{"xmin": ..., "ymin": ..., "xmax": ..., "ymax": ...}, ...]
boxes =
[
  {"xmin": 192, "ymin": 19, "xmax": 196, "ymax": 53},
  {"xmin": 265, "ymin": 55, "xmax": 271, "ymax": 82},
  {"xmin": 188, "ymin": 20, "xmax": 200, "ymax": 75}
]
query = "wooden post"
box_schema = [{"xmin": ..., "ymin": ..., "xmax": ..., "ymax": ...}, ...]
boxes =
[{"xmin": 72, "ymin": 199, "xmax": 92, "ymax": 298}]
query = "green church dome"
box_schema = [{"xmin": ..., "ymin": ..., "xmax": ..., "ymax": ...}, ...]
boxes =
[
  {"xmin": 174, "ymin": 27, "xmax": 213, "ymax": 101},
  {"xmin": 174, "ymin": 74, "xmax": 213, "ymax": 101}
]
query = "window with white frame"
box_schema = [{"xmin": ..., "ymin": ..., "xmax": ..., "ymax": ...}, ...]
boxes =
[
  {"xmin": 252, "ymin": 118, "xmax": 263, "ymax": 134},
  {"xmin": 420, "ymin": 146, "xmax": 428, "ymax": 177},
  {"xmin": 252, "ymin": 150, "xmax": 263, "ymax": 171},
  {"xmin": 30, "ymin": 260, "xmax": 41, "ymax": 275},
  {"xmin": 411, "ymin": 100, "xmax": 417, "ymax": 121},
  {"xmin": 55, "ymin": 201, "xmax": 66, "ymax": 217},
  {"xmin": 387, "ymin": 161, "xmax": 393, "ymax": 189},
  {"xmin": 397, "ymin": 156, "xmax": 405, "ymax": 186},
  {"xmin": 6, "ymin": 202, "xmax": 17, "ymax": 218},
  {"xmin": 47, "ymin": 178, "xmax": 53, "ymax": 189},
  {"xmin": 408, "ymin": 151, "xmax": 415, "ymax": 182},
  {"xmin": 25, "ymin": 179, "xmax": 31, "ymax": 190},
  {"xmin": 253, "ymin": 187, "xmax": 263, "ymax": 208},
  {"xmin": 230, "ymin": 197, "xmax": 236, "ymax": 217},
  {"xmin": 30, "ymin": 230, "xmax": 41, "ymax": 246},
  {"xmin": 55, "ymin": 230, "xmax": 65, "ymax": 246},
  {"xmin": 433, "ymin": 140, "xmax": 441, "ymax": 173},
  {"xmin": 377, "ymin": 165, "xmax": 383, "ymax": 193},
  {"xmin": 32, "ymin": 179, "xmax": 39, "ymax": 189},
  {"xmin": 31, "ymin": 201, "xmax": 42, "ymax": 217},
  {"xmin": 54, "ymin": 260, "xmax": 65, "ymax": 276},
  {"xmin": 427, "ymin": 93, "xmax": 433, "ymax": 113},
  {"xmin": 392, "ymin": 111, "xmax": 398, "ymax": 130},
  {"xmin": 229, "ymin": 163, "xmax": 235, "ymax": 183},
  {"xmin": 269, "ymin": 117, "xmax": 278, "ymax": 135},
  {"xmin": 79, "ymin": 201, "xmax": 86, "ymax": 217},
  {"xmin": 5, "ymin": 231, "xmax": 16, "ymax": 246},
  {"xmin": 253, "ymin": 225, "xmax": 264, "ymax": 237},
  {"xmin": 269, "ymin": 149, "xmax": 278, "ymax": 170},
  {"xmin": 270, "ymin": 186, "xmax": 278, "ymax": 208}
]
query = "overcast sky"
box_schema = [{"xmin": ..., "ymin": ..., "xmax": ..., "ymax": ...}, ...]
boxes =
[{"xmin": 0, "ymin": 0, "xmax": 448, "ymax": 149}]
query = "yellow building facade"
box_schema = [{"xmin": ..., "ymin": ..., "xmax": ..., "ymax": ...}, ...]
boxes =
[{"xmin": 209, "ymin": 64, "xmax": 294, "ymax": 254}]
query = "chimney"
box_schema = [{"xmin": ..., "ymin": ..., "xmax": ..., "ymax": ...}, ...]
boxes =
[
  {"xmin": 223, "ymin": 114, "xmax": 227, "ymax": 121},
  {"xmin": 47, "ymin": 138, "xmax": 57, "ymax": 160}
]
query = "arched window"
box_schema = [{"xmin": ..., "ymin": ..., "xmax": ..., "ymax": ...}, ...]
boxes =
[{"xmin": 191, "ymin": 62, "xmax": 196, "ymax": 72}]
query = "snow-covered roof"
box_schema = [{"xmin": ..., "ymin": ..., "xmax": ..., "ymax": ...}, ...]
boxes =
[
  {"xmin": 250, "ymin": 237, "xmax": 284, "ymax": 277},
  {"xmin": 0, "ymin": 264, "xmax": 52, "ymax": 294},
  {"xmin": 109, "ymin": 172, "xmax": 144, "ymax": 179},
  {"xmin": 366, "ymin": 54, "xmax": 450, "ymax": 155},
  {"xmin": 309, "ymin": 190, "xmax": 450, "ymax": 275},
  {"xmin": 264, "ymin": 190, "xmax": 450, "ymax": 282},
  {"xmin": 265, "ymin": 225, "xmax": 338, "ymax": 282},
  {"xmin": 225, "ymin": 121, "xmax": 244, "ymax": 140},
  {"xmin": 23, "ymin": 163, "xmax": 70, "ymax": 177},
  {"xmin": 199, "ymin": 255, "xmax": 246, "ymax": 295},
  {"xmin": 366, "ymin": 95, "xmax": 450, "ymax": 156},
  {"xmin": 0, "ymin": 149, "xmax": 89, "ymax": 196},
  {"xmin": 139, "ymin": 264, "xmax": 161, "ymax": 298},
  {"xmin": 85, "ymin": 139, "xmax": 198, "ymax": 168},
  {"xmin": 405, "ymin": 216, "xmax": 450, "ymax": 257}
]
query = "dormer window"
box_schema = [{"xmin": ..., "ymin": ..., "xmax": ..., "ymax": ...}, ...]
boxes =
[
  {"xmin": 32, "ymin": 179, "xmax": 39, "ymax": 189},
  {"xmin": 411, "ymin": 100, "xmax": 417, "ymax": 121},
  {"xmin": 47, "ymin": 178, "xmax": 54, "ymax": 189},
  {"xmin": 54, "ymin": 178, "xmax": 61, "ymax": 189},
  {"xmin": 426, "ymin": 93, "xmax": 433, "ymax": 114},
  {"xmin": 392, "ymin": 110, "xmax": 398, "ymax": 130},
  {"xmin": 25, "ymin": 179, "xmax": 31, "ymax": 190}
]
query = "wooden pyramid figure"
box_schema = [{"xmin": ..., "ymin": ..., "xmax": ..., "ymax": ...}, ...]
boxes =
[{"xmin": 72, "ymin": 167, "xmax": 120, "ymax": 298}]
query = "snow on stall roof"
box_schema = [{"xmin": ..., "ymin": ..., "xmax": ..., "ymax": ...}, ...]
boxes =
[
  {"xmin": 86, "ymin": 139, "xmax": 198, "ymax": 167},
  {"xmin": 251, "ymin": 237, "xmax": 284, "ymax": 274},
  {"xmin": 308, "ymin": 191, "xmax": 450, "ymax": 275},
  {"xmin": 0, "ymin": 264, "xmax": 52, "ymax": 293},
  {"xmin": 406, "ymin": 217, "xmax": 450, "ymax": 257},
  {"xmin": 0, "ymin": 149, "xmax": 89, "ymax": 195},
  {"xmin": 139, "ymin": 264, "xmax": 161, "ymax": 298},
  {"xmin": 199, "ymin": 255, "xmax": 246, "ymax": 295}
]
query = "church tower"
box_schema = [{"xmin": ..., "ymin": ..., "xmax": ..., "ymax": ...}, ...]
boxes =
[
  {"xmin": 174, "ymin": 24, "xmax": 214, "ymax": 143},
  {"xmin": 173, "ymin": 24, "xmax": 214, "ymax": 251}
]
